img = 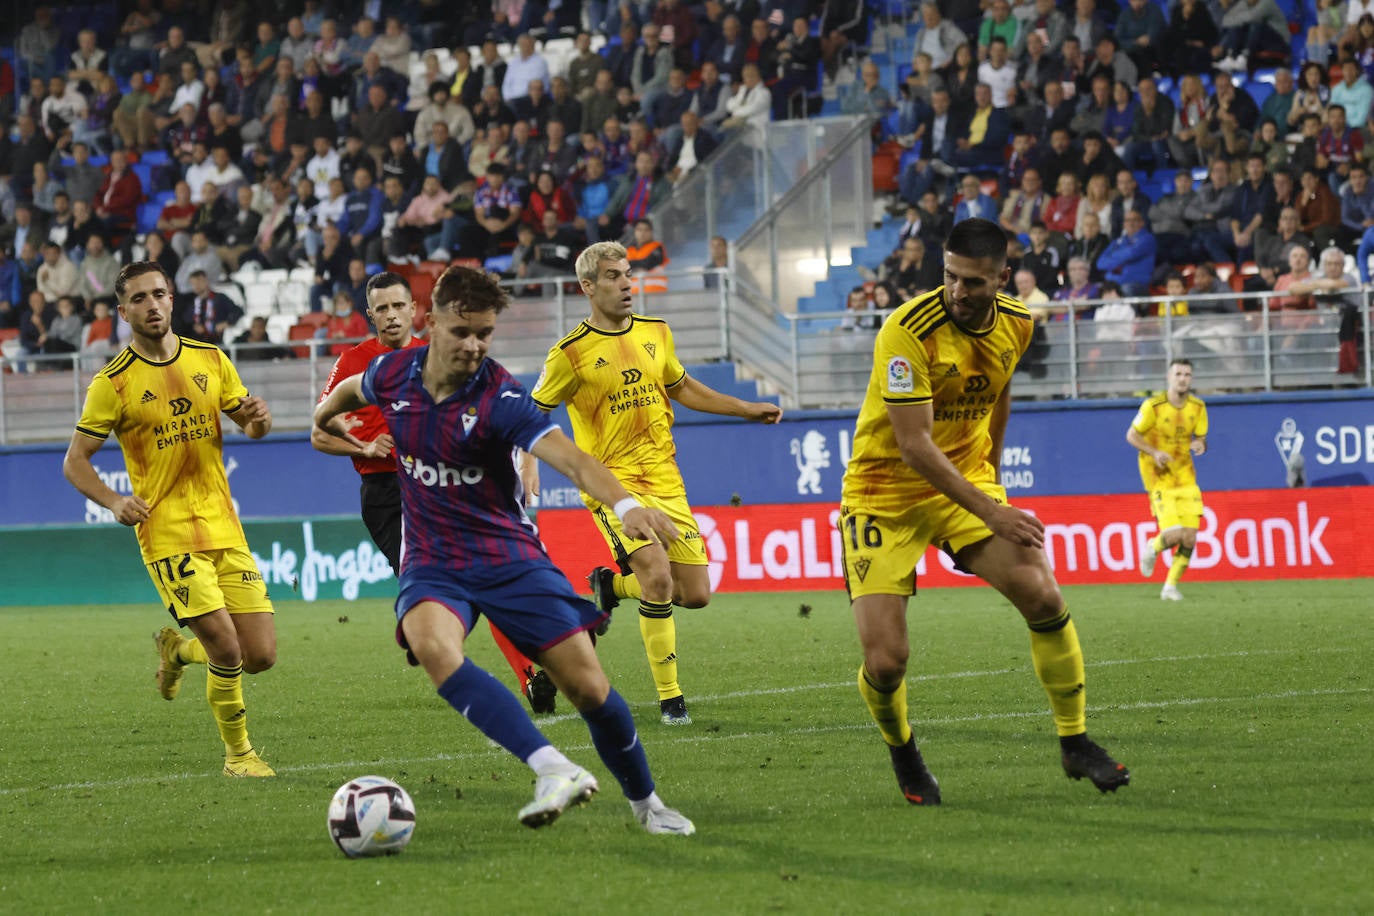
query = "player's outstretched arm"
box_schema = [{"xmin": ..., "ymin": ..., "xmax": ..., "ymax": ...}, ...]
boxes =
[
  {"xmin": 530, "ymin": 428, "xmax": 680, "ymax": 545},
  {"xmin": 666, "ymin": 375, "xmax": 783, "ymax": 423},
  {"xmin": 1126, "ymin": 426, "xmax": 1170, "ymax": 468},
  {"xmin": 888, "ymin": 400, "xmax": 1045, "ymax": 549},
  {"xmin": 63, "ymin": 433, "xmax": 150, "ymax": 526},
  {"xmin": 310, "ymin": 413, "xmax": 395, "ymax": 460},
  {"xmin": 228, "ymin": 395, "xmax": 273, "ymax": 439},
  {"xmin": 314, "ymin": 375, "xmax": 373, "ymax": 444}
]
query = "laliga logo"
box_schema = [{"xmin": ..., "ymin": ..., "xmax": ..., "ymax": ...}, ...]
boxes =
[
  {"xmin": 398, "ymin": 454, "xmax": 486, "ymax": 487},
  {"xmin": 692, "ymin": 512, "xmax": 728, "ymax": 591},
  {"xmin": 790, "ymin": 430, "xmax": 830, "ymax": 495}
]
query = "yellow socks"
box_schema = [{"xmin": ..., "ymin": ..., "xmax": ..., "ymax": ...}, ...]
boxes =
[
  {"xmin": 1166, "ymin": 545, "xmax": 1192, "ymax": 587},
  {"xmin": 638, "ymin": 600, "xmax": 680, "ymax": 700},
  {"xmin": 613, "ymin": 573, "xmax": 642, "ymax": 600},
  {"xmin": 857, "ymin": 663, "xmax": 913, "ymax": 747},
  {"xmin": 207, "ymin": 661, "xmax": 251, "ymax": 756},
  {"xmin": 1027, "ymin": 608, "xmax": 1087, "ymax": 737},
  {"xmin": 179, "ymin": 637, "xmax": 208, "ymax": 666},
  {"xmin": 1149, "ymin": 534, "xmax": 1166, "ymax": 554}
]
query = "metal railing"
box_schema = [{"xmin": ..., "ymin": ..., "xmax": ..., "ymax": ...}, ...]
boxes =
[
  {"xmin": 5, "ymin": 282, "xmax": 1369, "ymax": 442},
  {"xmin": 732, "ymin": 116, "xmax": 875, "ymax": 313}
]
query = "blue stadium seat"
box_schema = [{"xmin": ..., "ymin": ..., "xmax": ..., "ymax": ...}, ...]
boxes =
[
  {"xmin": 131, "ymin": 162, "xmax": 154, "ymax": 191},
  {"xmin": 154, "ymin": 189, "xmax": 176, "ymax": 206},
  {"xmin": 1246, "ymin": 79, "xmax": 1275, "ymax": 108},
  {"xmin": 483, "ymin": 254, "xmax": 513, "ymax": 274},
  {"xmin": 139, "ymin": 149, "xmax": 170, "ymax": 168},
  {"xmin": 88, "ymin": 155, "xmax": 109, "ymax": 168},
  {"xmin": 136, "ymin": 202, "xmax": 161, "ymax": 235}
]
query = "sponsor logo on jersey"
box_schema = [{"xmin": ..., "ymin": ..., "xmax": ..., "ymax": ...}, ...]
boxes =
[
  {"xmin": 621, "ymin": 368, "xmax": 643, "ymax": 385},
  {"xmin": 963, "ymin": 374, "xmax": 990, "ymax": 394},
  {"xmin": 398, "ymin": 454, "xmax": 486, "ymax": 487},
  {"xmin": 886, "ymin": 357, "xmax": 913, "ymax": 394},
  {"xmin": 169, "ymin": 397, "xmax": 193, "ymax": 416}
]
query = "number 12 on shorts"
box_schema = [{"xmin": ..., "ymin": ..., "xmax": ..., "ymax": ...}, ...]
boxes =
[{"xmin": 152, "ymin": 553, "xmax": 195, "ymax": 586}]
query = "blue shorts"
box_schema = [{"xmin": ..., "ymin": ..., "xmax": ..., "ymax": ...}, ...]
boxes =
[{"xmin": 394, "ymin": 560, "xmax": 607, "ymax": 661}]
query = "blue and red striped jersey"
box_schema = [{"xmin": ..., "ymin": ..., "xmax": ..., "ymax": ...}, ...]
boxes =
[{"xmin": 360, "ymin": 348, "xmax": 557, "ymax": 572}]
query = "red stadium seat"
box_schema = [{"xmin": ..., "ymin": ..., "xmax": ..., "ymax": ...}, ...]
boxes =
[
  {"xmin": 409, "ymin": 271, "xmax": 436, "ymax": 308},
  {"xmin": 288, "ymin": 323, "xmax": 317, "ymax": 359},
  {"xmin": 295, "ymin": 311, "xmax": 329, "ymax": 329}
]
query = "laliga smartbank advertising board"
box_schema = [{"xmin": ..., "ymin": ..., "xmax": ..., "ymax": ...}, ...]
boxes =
[{"xmin": 536, "ymin": 488, "xmax": 1374, "ymax": 590}]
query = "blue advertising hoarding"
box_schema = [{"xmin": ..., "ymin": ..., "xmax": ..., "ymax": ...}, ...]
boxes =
[{"xmin": 5, "ymin": 392, "xmax": 1371, "ymax": 526}]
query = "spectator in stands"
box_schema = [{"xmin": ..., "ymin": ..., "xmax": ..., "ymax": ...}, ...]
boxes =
[
  {"xmin": 82, "ymin": 299, "xmax": 121, "ymax": 364},
  {"xmin": 1055, "ymin": 256, "xmax": 1100, "ymax": 314},
  {"xmin": 722, "ymin": 63, "xmax": 773, "ymax": 143},
  {"xmin": 355, "ymin": 84, "xmax": 406, "ymax": 171},
  {"xmin": 1185, "ymin": 158, "xmax": 1240, "ymax": 262},
  {"xmin": 30, "ymin": 162, "xmax": 63, "ymax": 217},
  {"xmin": 652, "ymin": 0, "xmax": 699, "ymax": 70},
  {"xmin": 58, "ymin": 143, "xmax": 102, "ymax": 212},
  {"xmin": 649, "ymin": 68, "xmax": 694, "ymax": 132},
  {"xmin": 178, "ymin": 269, "xmax": 241, "ymax": 345},
  {"xmin": 1290, "ymin": 63, "xmax": 1330, "ymax": 134},
  {"xmin": 469, "ymin": 122, "xmax": 513, "ymax": 179},
  {"xmin": 525, "ymin": 208, "xmax": 583, "ymax": 279},
  {"xmin": 210, "ymin": 184, "xmax": 258, "ymax": 269},
  {"xmin": 1332, "ymin": 59, "xmax": 1374, "ymax": 133},
  {"xmin": 36, "ymin": 240, "xmax": 78, "ymax": 302},
  {"xmin": 1166, "ymin": 74, "xmax": 1209, "ymax": 169},
  {"xmin": 954, "ymin": 174, "xmax": 999, "ymax": 225},
  {"xmin": 17, "ymin": 289, "xmax": 54, "ymax": 360},
  {"xmin": 9, "ymin": 116, "xmax": 52, "ymax": 201},
  {"xmin": 321, "ymin": 288, "xmax": 371, "ymax": 356},
  {"xmin": 1114, "ymin": 0, "xmax": 1166, "ymax": 76},
  {"xmin": 1014, "ymin": 268, "xmax": 1051, "ymax": 319},
  {"xmin": 1298, "ymin": 164, "xmax": 1343, "ymax": 247},
  {"xmin": 175, "ymin": 230, "xmax": 227, "ymax": 293},
  {"xmin": 388, "ymin": 174, "xmax": 452, "ymax": 261},
  {"xmin": 18, "ymin": 5, "xmax": 61, "ymax": 83},
  {"xmin": 1150, "ymin": 170, "xmax": 1200, "ymax": 269},
  {"xmin": 502, "ymin": 34, "xmax": 550, "ymax": 103},
  {"xmin": 1069, "ymin": 211, "xmax": 1110, "ymax": 279},
  {"xmin": 977, "ymin": 0, "xmax": 1019, "ymax": 61},
  {"xmin": 2, "ymin": 203, "xmax": 43, "ymax": 260},
  {"xmin": 514, "ymin": 78, "xmax": 552, "ymax": 132},
  {"xmin": 999, "ymin": 168, "xmax": 1047, "ymax": 236},
  {"xmin": 1214, "ymin": 0, "xmax": 1294, "ymax": 74},
  {"xmin": 45, "ymin": 193, "xmax": 74, "ymax": 251},
  {"xmin": 704, "ymin": 235, "xmax": 730, "ymax": 290},
  {"xmin": 896, "ymin": 88, "xmax": 955, "ymax": 206},
  {"xmin": 538, "ymin": 121, "xmax": 581, "ymax": 184},
  {"xmin": 664, "ymin": 111, "xmax": 718, "ymax": 185},
  {"xmin": 952, "ymin": 83, "xmax": 1010, "ymax": 170},
  {"xmin": 573, "ymin": 154, "xmax": 615, "ymax": 243},
  {"xmin": 373, "ymin": 16, "xmax": 412, "ymax": 76},
  {"xmin": 205, "ymin": 145, "xmax": 247, "ymax": 201},
  {"xmin": 546, "ymin": 77, "xmax": 583, "ymax": 135},
  {"xmin": 939, "ymin": 42, "xmax": 979, "ymax": 112},
  {"xmin": 1077, "ymin": 172, "xmax": 1116, "ymax": 238},
  {"xmin": 1336, "ymin": 162, "xmax": 1374, "ymax": 250},
  {"xmin": 469, "ymin": 162, "xmax": 524, "ymax": 255},
  {"xmin": 506, "ymin": 120, "xmax": 543, "ymax": 182},
  {"xmin": 581, "ymin": 69, "xmax": 619, "ymax": 137},
  {"xmin": 78, "ymin": 233, "xmax": 119, "ymax": 306},
  {"xmin": 602, "ymin": 150, "xmax": 669, "ymax": 241},
  {"xmin": 633, "ymin": 23, "xmax": 676, "ymax": 117},
  {"xmin": 40, "ymin": 75, "xmax": 86, "ymax": 153},
  {"xmin": 312, "ymin": 224, "xmax": 353, "ymax": 312},
  {"xmin": 881, "ymin": 235, "xmax": 941, "ymax": 300},
  {"xmin": 1319, "ymin": 102, "xmax": 1363, "ymax": 192},
  {"xmin": 627, "ymin": 216, "xmax": 670, "ymax": 281},
  {"xmin": 691, "ymin": 60, "xmax": 731, "ymax": 137},
  {"xmin": 843, "ymin": 60, "xmax": 893, "ymax": 120},
  {"xmin": 233, "ymin": 315, "xmax": 295, "ymax": 361},
  {"xmin": 1021, "ymin": 222, "xmax": 1064, "ymax": 294},
  {"xmin": 1032, "ymin": 127, "xmax": 1076, "ymax": 195},
  {"xmin": 189, "ymin": 181, "xmax": 234, "ymax": 248},
  {"xmin": 1221, "ymin": 152, "xmax": 1277, "ymax": 261},
  {"xmin": 625, "ymin": 118, "xmax": 665, "ymax": 172},
  {"xmin": 1110, "ymin": 168, "xmax": 1152, "ymax": 238},
  {"xmin": 1199, "ymin": 72, "xmax": 1260, "ymax": 164},
  {"xmin": 1098, "ymin": 209, "xmax": 1156, "ymax": 296},
  {"xmin": 1268, "ymin": 247, "xmax": 1321, "ymax": 346},
  {"xmin": 706, "ymin": 15, "xmax": 746, "ymax": 84},
  {"xmin": 94, "ymin": 150, "xmax": 141, "ymax": 239},
  {"xmin": 1255, "ymin": 206, "xmax": 1314, "ymax": 287},
  {"xmin": 141, "ymin": 233, "xmax": 180, "ymax": 289},
  {"xmin": 899, "ymin": 53, "xmax": 940, "ymax": 139},
  {"xmin": 568, "ymin": 32, "xmax": 602, "ymax": 101},
  {"xmin": 1160, "ymin": 0, "xmax": 1217, "ymax": 77},
  {"xmin": 772, "ymin": 16, "xmax": 823, "ymax": 120},
  {"xmin": 915, "ymin": 2, "xmax": 968, "ymax": 70},
  {"xmin": 1250, "ymin": 118, "xmax": 1290, "ymax": 174},
  {"xmin": 840, "ymin": 285, "xmax": 880, "ymax": 331},
  {"xmin": 1043, "ymin": 171, "xmax": 1082, "ymax": 242},
  {"xmin": 306, "ymin": 134, "xmax": 341, "ymax": 200}
]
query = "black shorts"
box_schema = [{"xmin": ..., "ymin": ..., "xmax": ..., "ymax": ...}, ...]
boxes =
[{"xmin": 360, "ymin": 472, "xmax": 403, "ymax": 573}]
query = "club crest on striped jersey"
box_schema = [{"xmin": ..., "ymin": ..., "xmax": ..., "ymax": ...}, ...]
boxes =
[{"xmin": 461, "ymin": 406, "xmax": 478, "ymax": 436}]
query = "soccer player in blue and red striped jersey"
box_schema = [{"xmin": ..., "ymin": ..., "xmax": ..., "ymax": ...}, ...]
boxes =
[
  {"xmin": 313, "ymin": 265, "xmax": 694, "ymax": 835},
  {"xmin": 312, "ymin": 271, "xmax": 556, "ymax": 713}
]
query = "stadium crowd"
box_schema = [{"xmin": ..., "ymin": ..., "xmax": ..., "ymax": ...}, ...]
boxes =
[{"xmin": 0, "ymin": 0, "xmax": 1367, "ymax": 376}]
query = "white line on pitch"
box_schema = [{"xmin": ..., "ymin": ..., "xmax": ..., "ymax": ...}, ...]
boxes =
[{"xmin": 2, "ymin": 683, "xmax": 1366, "ymax": 798}]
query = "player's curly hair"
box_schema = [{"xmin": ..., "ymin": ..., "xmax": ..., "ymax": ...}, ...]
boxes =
[
  {"xmin": 114, "ymin": 261, "xmax": 174, "ymax": 302},
  {"xmin": 575, "ymin": 241, "xmax": 628, "ymax": 285},
  {"xmin": 945, "ymin": 218, "xmax": 1009, "ymax": 264},
  {"xmin": 432, "ymin": 264, "xmax": 508, "ymax": 315}
]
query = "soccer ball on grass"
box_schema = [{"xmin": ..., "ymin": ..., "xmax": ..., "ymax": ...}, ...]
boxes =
[{"xmin": 327, "ymin": 775, "xmax": 416, "ymax": 858}]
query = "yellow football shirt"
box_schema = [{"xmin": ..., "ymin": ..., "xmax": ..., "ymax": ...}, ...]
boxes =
[
  {"xmin": 75, "ymin": 338, "xmax": 251, "ymax": 562},
  {"xmin": 531, "ymin": 315, "xmax": 688, "ymax": 496},
  {"xmin": 842, "ymin": 288, "xmax": 1035, "ymax": 512},
  {"xmin": 1130, "ymin": 393, "xmax": 1208, "ymax": 491}
]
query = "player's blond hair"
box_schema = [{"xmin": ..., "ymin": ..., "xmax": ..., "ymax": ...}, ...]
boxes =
[{"xmin": 575, "ymin": 241, "xmax": 628, "ymax": 285}]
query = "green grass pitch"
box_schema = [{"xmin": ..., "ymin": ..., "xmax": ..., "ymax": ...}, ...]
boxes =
[{"xmin": 1, "ymin": 580, "xmax": 1370, "ymax": 914}]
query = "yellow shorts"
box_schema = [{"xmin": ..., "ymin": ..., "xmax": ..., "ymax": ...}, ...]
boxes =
[
  {"xmin": 1149, "ymin": 485, "xmax": 1204, "ymax": 532},
  {"xmin": 145, "ymin": 545, "xmax": 275, "ymax": 623},
  {"xmin": 839, "ymin": 481, "xmax": 1007, "ymax": 599},
  {"xmin": 589, "ymin": 490, "xmax": 708, "ymax": 569}
]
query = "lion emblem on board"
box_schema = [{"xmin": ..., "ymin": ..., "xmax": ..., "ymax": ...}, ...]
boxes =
[{"xmin": 790, "ymin": 430, "xmax": 831, "ymax": 495}]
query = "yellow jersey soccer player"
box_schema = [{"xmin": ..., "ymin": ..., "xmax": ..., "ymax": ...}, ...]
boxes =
[
  {"xmin": 1127, "ymin": 358, "xmax": 1209, "ymax": 601},
  {"xmin": 841, "ymin": 219, "xmax": 1129, "ymax": 805},
  {"xmin": 63, "ymin": 262, "xmax": 278, "ymax": 778},
  {"xmin": 531, "ymin": 241, "xmax": 782, "ymax": 725}
]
